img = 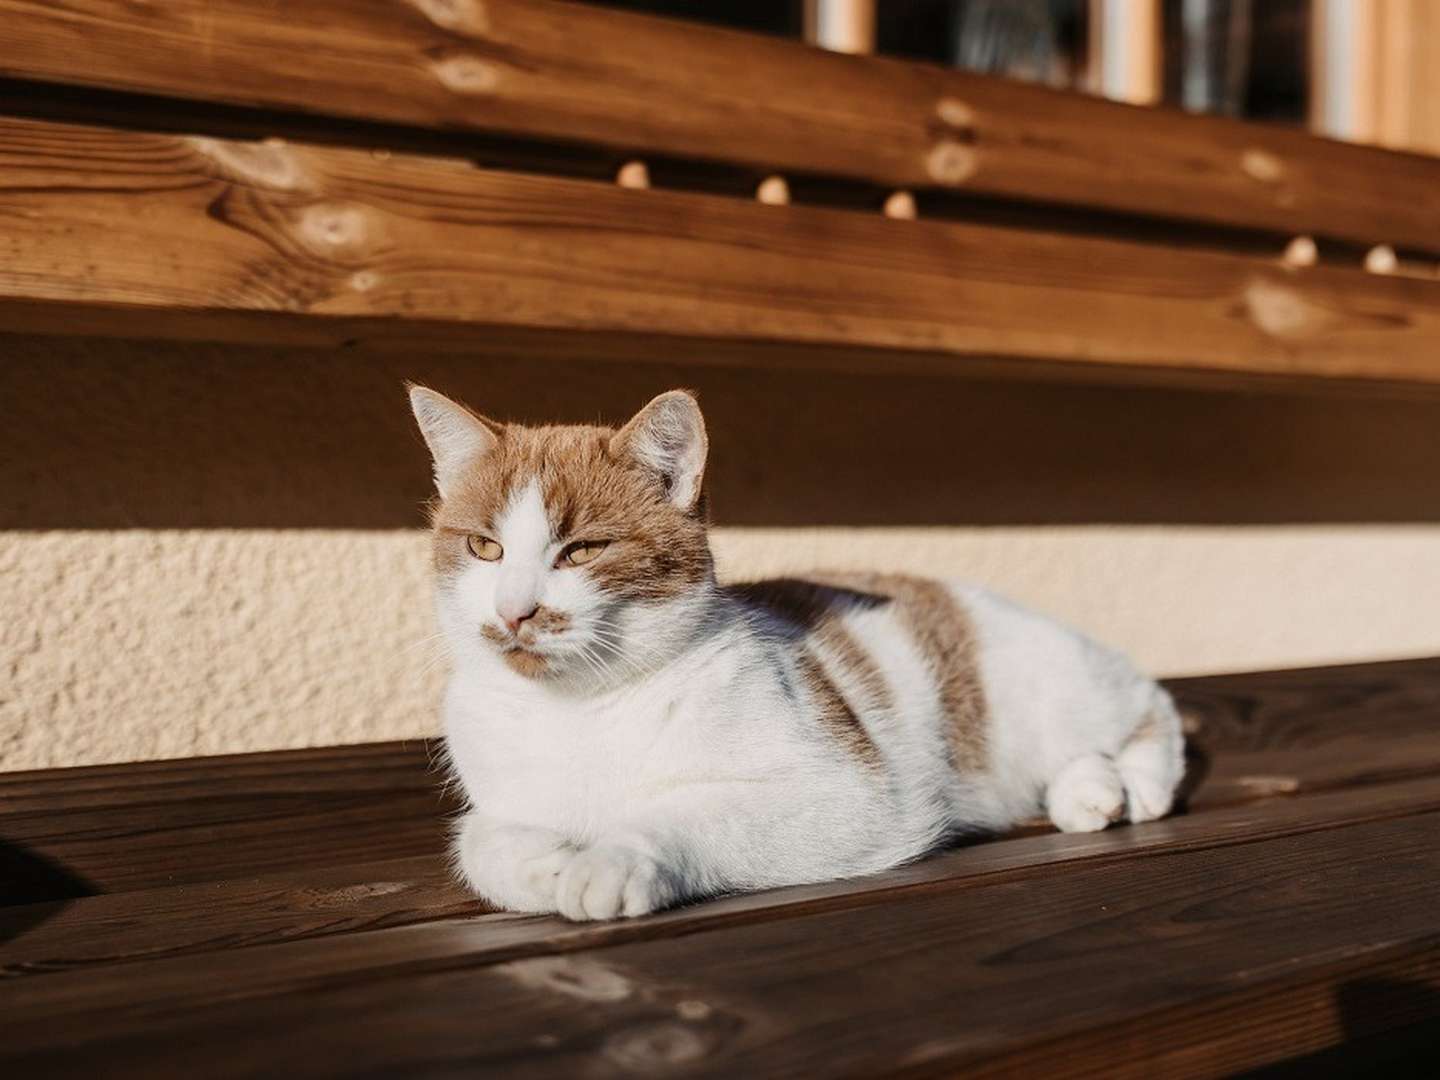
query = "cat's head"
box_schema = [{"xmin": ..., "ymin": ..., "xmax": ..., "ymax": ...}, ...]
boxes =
[{"xmin": 410, "ymin": 385, "xmax": 714, "ymax": 690}]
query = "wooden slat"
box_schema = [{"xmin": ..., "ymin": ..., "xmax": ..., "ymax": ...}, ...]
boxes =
[
  {"xmin": 4, "ymin": 813, "xmax": 1438, "ymax": 1076},
  {"xmin": 2, "ymin": 0, "xmax": 1439, "ymax": 250},
  {"xmin": 5, "ymin": 118, "xmax": 1440, "ymax": 391},
  {"xmin": 0, "ymin": 740, "xmax": 460, "ymax": 900},
  {"xmin": 5, "ymin": 770, "xmax": 1440, "ymax": 984},
  {"xmin": 0, "ymin": 856, "xmax": 481, "ymax": 978},
  {"xmin": 1171, "ymin": 655, "xmax": 1440, "ymax": 803},
  {"xmin": 3, "ymin": 657, "xmax": 1437, "ymax": 905}
]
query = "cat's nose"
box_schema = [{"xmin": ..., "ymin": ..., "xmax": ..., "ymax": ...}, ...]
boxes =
[{"xmin": 502, "ymin": 606, "xmax": 539, "ymax": 635}]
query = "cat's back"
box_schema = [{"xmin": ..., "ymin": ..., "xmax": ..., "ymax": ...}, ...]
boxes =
[
  {"xmin": 723, "ymin": 572, "xmax": 989, "ymax": 779},
  {"xmin": 724, "ymin": 572, "xmax": 1161, "ymax": 773}
]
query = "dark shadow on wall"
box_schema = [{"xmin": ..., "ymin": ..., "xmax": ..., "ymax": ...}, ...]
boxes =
[{"xmin": 7, "ymin": 332, "xmax": 1440, "ymax": 529}]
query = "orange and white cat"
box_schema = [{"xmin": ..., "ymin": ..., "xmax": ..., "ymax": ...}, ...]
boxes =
[{"xmin": 411, "ymin": 386, "xmax": 1185, "ymax": 921}]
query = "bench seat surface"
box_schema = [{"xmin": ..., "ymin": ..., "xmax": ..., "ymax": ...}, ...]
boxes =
[{"xmin": 3, "ymin": 658, "xmax": 1440, "ymax": 1077}]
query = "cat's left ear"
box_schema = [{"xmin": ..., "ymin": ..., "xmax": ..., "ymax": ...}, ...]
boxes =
[{"xmin": 610, "ymin": 390, "xmax": 708, "ymax": 511}]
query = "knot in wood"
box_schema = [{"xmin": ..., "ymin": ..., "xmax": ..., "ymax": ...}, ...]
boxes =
[
  {"xmin": 604, "ymin": 1021, "xmax": 711, "ymax": 1070},
  {"xmin": 407, "ymin": 0, "xmax": 488, "ymax": 35},
  {"xmin": 1241, "ymin": 148, "xmax": 1285, "ymax": 184},
  {"xmin": 431, "ymin": 53, "xmax": 499, "ymax": 94},
  {"xmin": 927, "ymin": 139, "xmax": 978, "ymax": 185},
  {"xmin": 936, "ymin": 97, "xmax": 977, "ymax": 130},
  {"xmin": 1242, "ymin": 278, "xmax": 1330, "ymax": 340},
  {"xmin": 296, "ymin": 202, "xmax": 383, "ymax": 262},
  {"xmin": 186, "ymin": 136, "xmax": 307, "ymax": 192},
  {"xmin": 508, "ymin": 956, "xmax": 635, "ymax": 1002}
]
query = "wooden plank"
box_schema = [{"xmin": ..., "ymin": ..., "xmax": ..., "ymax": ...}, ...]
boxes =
[
  {"xmin": 4, "ymin": 813, "xmax": 1438, "ymax": 1076},
  {"xmin": 0, "ymin": 740, "xmax": 439, "ymax": 813},
  {"xmin": 5, "ymin": 118, "xmax": 1440, "ymax": 391},
  {"xmin": 0, "ymin": 856, "xmax": 482, "ymax": 978},
  {"xmin": 0, "ymin": 740, "xmax": 460, "ymax": 901},
  {"xmin": 1170, "ymin": 655, "xmax": 1440, "ymax": 804},
  {"xmin": 3, "ymin": 657, "xmax": 1437, "ymax": 905},
  {"xmin": 3, "ymin": 768, "xmax": 1439, "ymax": 985},
  {"xmin": 3, "ymin": 0, "xmax": 1439, "ymax": 250}
]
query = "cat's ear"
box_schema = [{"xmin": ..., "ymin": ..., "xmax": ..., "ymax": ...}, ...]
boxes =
[
  {"xmin": 408, "ymin": 385, "xmax": 501, "ymax": 497},
  {"xmin": 610, "ymin": 390, "xmax": 708, "ymax": 511}
]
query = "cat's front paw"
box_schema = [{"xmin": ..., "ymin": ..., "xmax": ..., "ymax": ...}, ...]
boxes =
[
  {"xmin": 555, "ymin": 844, "xmax": 669, "ymax": 921},
  {"xmin": 455, "ymin": 815, "xmax": 576, "ymax": 913}
]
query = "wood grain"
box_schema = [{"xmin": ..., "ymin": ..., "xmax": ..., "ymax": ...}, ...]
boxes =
[
  {"xmin": 0, "ymin": 855, "xmax": 482, "ymax": 978},
  {"xmin": 2, "ymin": 0, "xmax": 1438, "ymax": 249},
  {"xmin": 3, "ymin": 658, "xmax": 1437, "ymax": 905},
  {"xmin": 5, "ymin": 118, "xmax": 1440, "ymax": 391},
  {"xmin": 5, "ymin": 771, "xmax": 1440, "ymax": 985},
  {"xmin": 1170, "ymin": 655, "xmax": 1440, "ymax": 805},
  {"xmin": 4, "ymin": 813, "xmax": 1438, "ymax": 1077},
  {"xmin": 0, "ymin": 740, "xmax": 460, "ymax": 900}
]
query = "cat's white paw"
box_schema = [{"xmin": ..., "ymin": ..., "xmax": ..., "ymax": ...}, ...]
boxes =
[
  {"xmin": 1119, "ymin": 768, "xmax": 1176, "ymax": 823},
  {"xmin": 1046, "ymin": 754, "xmax": 1126, "ymax": 833},
  {"xmin": 512, "ymin": 845, "xmax": 577, "ymax": 909},
  {"xmin": 455, "ymin": 815, "xmax": 575, "ymax": 913},
  {"xmin": 555, "ymin": 844, "xmax": 667, "ymax": 921}
]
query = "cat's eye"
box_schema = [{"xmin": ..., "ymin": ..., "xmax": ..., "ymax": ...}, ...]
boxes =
[
  {"xmin": 466, "ymin": 535, "xmax": 503, "ymax": 562},
  {"xmin": 559, "ymin": 540, "xmax": 609, "ymax": 567}
]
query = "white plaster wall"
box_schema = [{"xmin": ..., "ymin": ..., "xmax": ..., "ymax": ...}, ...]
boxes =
[{"xmin": 6, "ymin": 525, "xmax": 1440, "ymax": 772}]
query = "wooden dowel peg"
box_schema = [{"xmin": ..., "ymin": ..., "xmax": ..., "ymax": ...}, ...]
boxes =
[
  {"xmin": 883, "ymin": 190, "xmax": 917, "ymax": 220},
  {"xmin": 1365, "ymin": 245, "xmax": 1398, "ymax": 274},
  {"xmin": 1281, "ymin": 236, "xmax": 1317, "ymax": 268},
  {"xmin": 616, "ymin": 160, "xmax": 650, "ymax": 190},
  {"xmin": 756, "ymin": 175, "xmax": 790, "ymax": 205}
]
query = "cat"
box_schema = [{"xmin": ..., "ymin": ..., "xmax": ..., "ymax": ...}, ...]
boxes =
[{"xmin": 410, "ymin": 385, "xmax": 1185, "ymax": 921}]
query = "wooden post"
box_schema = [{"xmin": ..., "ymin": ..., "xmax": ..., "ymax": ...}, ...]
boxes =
[
  {"xmin": 804, "ymin": 0, "xmax": 875, "ymax": 55},
  {"xmin": 1312, "ymin": 0, "xmax": 1440, "ymax": 154},
  {"xmin": 1087, "ymin": 0, "xmax": 1163, "ymax": 105}
]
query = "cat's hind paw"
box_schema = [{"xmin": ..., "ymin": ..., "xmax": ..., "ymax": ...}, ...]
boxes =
[
  {"xmin": 1046, "ymin": 754, "xmax": 1126, "ymax": 833},
  {"xmin": 556, "ymin": 844, "xmax": 668, "ymax": 921}
]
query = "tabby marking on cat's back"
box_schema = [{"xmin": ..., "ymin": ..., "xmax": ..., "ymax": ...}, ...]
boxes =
[
  {"xmin": 410, "ymin": 384, "xmax": 1186, "ymax": 922},
  {"xmin": 831, "ymin": 573, "xmax": 989, "ymax": 774},
  {"xmin": 793, "ymin": 650, "xmax": 883, "ymax": 769}
]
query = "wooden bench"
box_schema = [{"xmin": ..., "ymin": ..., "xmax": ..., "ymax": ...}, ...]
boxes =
[
  {"xmin": 3, "ymin": 0, "xmax": 1440, "ymax": 391},
  {"xmin": 4, "ymin": 1, "xmax": 1440, "ymax": 1074},
  {"xmin": 3, "ymin": 659, "xmax": 1440, "ymax": 1074}
]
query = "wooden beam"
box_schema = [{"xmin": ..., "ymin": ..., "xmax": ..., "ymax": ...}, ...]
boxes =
[
  {"xmin": 4, "ymin": 117, "xmax": 1440, "ymax": 391},
  {"xmin": 2, "ymin": 0, "xmax": 1440, "ymax": 250}
]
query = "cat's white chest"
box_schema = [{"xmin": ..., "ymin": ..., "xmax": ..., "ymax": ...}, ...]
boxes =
[{"xmin": 443, "ymin": 671, "xmax": 719, "ymax": 843}]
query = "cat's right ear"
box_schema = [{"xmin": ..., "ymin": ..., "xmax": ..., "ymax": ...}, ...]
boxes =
[{"xmin": 408, "ymin": 385, "xmax": 501, "ymax": 498}]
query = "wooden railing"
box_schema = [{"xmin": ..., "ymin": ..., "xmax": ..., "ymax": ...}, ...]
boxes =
[{"xmin": 3, "ymin": 0, "xmax": 1440, "ymax": 390}]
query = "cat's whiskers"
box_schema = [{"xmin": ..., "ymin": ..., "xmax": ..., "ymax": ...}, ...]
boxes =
[{"xmin": 585, "ymin": 623, "xmax": 664, "ymax": 684}]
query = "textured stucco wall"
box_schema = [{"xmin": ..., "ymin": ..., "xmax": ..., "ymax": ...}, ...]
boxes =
[
  {"xmin": 5, "ymin": 333, "xmax": 1440, "ymax": 771},
  {"xmin": 7, "ymin": 525, "xmax": 1440, "ymax": 772}
]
